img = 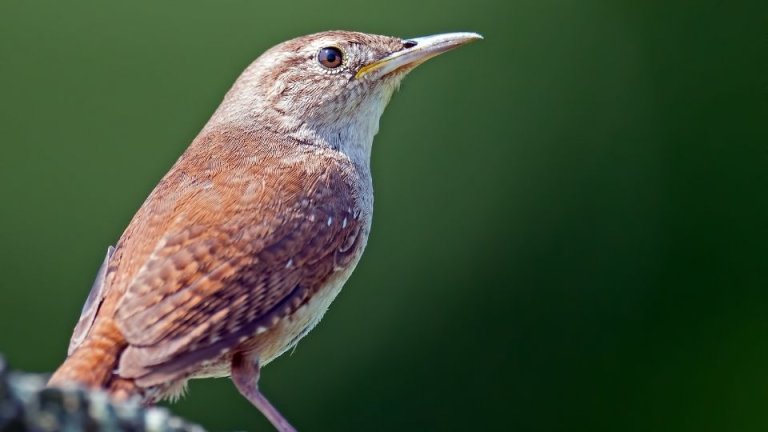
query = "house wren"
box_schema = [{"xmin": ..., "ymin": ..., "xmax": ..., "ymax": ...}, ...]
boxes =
[{"xmin": 48, "ymin": 30, "xmax": 481, "ymax": 431}]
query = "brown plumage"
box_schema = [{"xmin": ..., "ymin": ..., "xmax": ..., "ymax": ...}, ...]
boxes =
[
  {"xmin": 53, "ymin": 127, "xmax": 366, "ymax": 394},
  {"xmin": 48, "ymin": 30, "xmax": 481, "ymax": 431}
]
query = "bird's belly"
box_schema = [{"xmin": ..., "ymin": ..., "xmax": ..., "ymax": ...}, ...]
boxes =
[{"xmin": 260, "ymin": 263, "xmax": 357, "ymax": 364}]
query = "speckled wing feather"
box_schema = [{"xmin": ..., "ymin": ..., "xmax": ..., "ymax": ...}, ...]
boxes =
[{"xmin": 109, "ymin": 129, "xmax": 365, "ymax": 386}]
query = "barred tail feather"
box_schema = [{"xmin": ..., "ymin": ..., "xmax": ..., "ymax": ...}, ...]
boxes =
[{"xmin": 48, "ymin": 319, "xmax": 138, "ymax": 399}]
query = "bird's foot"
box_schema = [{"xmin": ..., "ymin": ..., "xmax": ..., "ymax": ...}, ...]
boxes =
[{"xmin": 231, "ymin": 352, "xmax": 297, "ymax": 432}]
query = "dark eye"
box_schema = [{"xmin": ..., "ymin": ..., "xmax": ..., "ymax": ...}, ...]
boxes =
[{"xmin": 318, "ymin": 47, "xmax": 343, "ymax": 69}]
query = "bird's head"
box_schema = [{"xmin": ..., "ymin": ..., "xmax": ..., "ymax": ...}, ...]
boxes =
[{"xmin": 209, "ymin": 30, "xmax": 482, "ymax": 163}]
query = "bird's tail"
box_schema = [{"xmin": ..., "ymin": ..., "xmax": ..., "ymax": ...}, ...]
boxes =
[{"xmin": 48, "ymin": 318, "xmax": 140, "ymax": 399}]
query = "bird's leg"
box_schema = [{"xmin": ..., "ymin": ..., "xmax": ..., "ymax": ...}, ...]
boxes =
[{"xmin": 231, "ymin": 352, "xmax": 298, "ymax": 432}]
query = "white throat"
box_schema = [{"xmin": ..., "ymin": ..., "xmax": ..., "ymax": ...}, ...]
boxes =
[{"xmin": 289, "ymin": 90, "xmax": 392, "ymax": 170}]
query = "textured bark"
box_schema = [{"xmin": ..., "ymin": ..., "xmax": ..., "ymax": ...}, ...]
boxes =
[{"xmin": 0, "ymin": 356, "xmax": 204, "ymax": 432}]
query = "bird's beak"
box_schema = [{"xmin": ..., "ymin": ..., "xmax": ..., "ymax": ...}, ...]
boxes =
[{"xmin": 355, "ymin": 32, "xmax": 483, "ymax": 80}]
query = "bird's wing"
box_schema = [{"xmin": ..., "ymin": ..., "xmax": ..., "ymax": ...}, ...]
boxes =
[
  {"xmin": 112, "ymin": 139, "xmax": 365, "ymax": 386},
  {"xmin": 68, "ymin": 246, "xmax": 115, "ymax": 355}
]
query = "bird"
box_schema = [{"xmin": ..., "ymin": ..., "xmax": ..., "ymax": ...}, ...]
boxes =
[{"xmin": 47, "ymin": 30, "xmax": 481, "ymax": 431}]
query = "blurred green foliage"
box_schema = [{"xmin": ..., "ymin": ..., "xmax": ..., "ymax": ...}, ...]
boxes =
[{"xmin": 0, "ymin": 1, "xmax": 766, "ymax": 431}]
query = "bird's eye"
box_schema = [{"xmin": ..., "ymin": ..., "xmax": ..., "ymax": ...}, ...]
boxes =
[{"xmin": 318, "ymin": 47, "xmax": 344, "ymax": 69}]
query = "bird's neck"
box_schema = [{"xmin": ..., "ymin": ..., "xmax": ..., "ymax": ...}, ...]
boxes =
[
  {"xmin": 287, "ymin": 118, "xmax": 376, "ymax": 173},
  {"xmin": 206, "ymin": 98, "xmax": 389, "ymax": 176},
  {"xmin": 205, "ymin": 66, "xmax": 399, "ymax": 174}
]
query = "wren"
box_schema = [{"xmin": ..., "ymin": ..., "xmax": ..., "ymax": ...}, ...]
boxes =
[{"xmin": 48, "ymin": 30, "xmax": 482, "ymax": 431}]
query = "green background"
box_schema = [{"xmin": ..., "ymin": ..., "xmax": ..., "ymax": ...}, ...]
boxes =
[{"xmin": 1, "ymin": 1, "xmax": 766, "ymax": 431}]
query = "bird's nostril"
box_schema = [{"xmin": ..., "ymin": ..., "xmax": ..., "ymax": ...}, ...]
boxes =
[{"xmin": 403, "ymin": 40, "xmax": 417, "ymax": 49}]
